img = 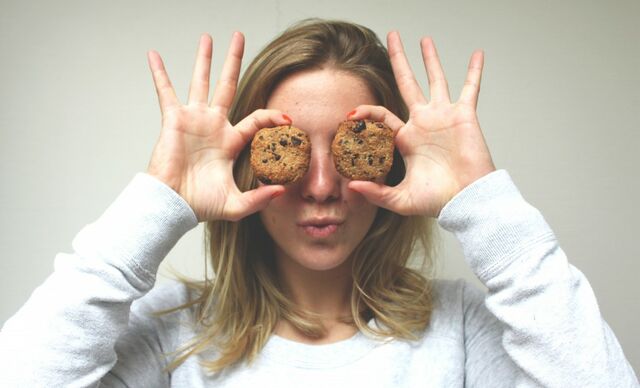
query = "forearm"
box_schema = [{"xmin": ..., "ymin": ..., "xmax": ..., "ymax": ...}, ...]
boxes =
[
  {"xmin": 439, "ymin": 170, "xmax": 638, "ymax": 387},
  {"xmin": 0, "ymin": 173, "xmax": 197, "ymax": 387}
]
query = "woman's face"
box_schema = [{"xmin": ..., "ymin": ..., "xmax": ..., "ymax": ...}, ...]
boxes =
[{"xmin": 261, "ymin": 67, "xmax": 379, "ymax": 274}]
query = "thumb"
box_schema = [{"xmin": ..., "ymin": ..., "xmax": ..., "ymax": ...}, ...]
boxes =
[
  {"xmin": 224, "ymin": 185, "xmax": 285, "ymax": 221},
  {"xmin": 348, "ymin": 181, "xmax": 408, "ymax": 215}
]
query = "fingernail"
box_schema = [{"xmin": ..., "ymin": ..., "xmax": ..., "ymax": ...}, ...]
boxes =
[
  {"xmin": 282, "ymin": 114, "xmax": 292, "ymax": 123},
  {"xmin": 347, "ymin": 109, "xmax": 357, "ymax": 118}
]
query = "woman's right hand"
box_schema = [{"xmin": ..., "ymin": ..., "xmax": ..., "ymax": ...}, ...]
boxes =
[{"xmin": 146, "ymin": 32, "xmax": 289, "ymax": 222}]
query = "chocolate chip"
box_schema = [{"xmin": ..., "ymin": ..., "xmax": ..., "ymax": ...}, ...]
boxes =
[
  {"xmin": 259, "ymin": 135, "xmax": 264, "ymax": 140},
  {"xmin": 262, "ymin": 177, "xmax": 272, "ymax": 184},
  {"xmin": 274, "ymin": 154, "xmax": 281, "ymax": 161},
  {"xmin": 379, "ymin": 156, "xmax": 386, "ymax": 164},
  {"xmin": 291, "ymin": 136, "xmax": 302, "ymax": 146},
  {"xmin": 368, "ymin": 156, "xmax": 373, "ymax": 166},
  {"xmin": 262, "ymin": 159, "xmax": 268, "ymax": 163},
  {"xmin": 375, "ymin": 123, "xmax": 384, "ymax": 129},
  {"xmin": 353, "ymin": 120, "xmax": 366, "ymax": 133},
  {"xmin": 279, "ymin": 138, "xmax": 288, "ymax": 146},
  {"xmin": 357, "ymin": 139, "xmax": 364, "ymax": 145}
]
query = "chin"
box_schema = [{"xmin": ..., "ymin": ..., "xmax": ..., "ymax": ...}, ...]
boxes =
[{"xmin": 281, "ymin": 246, "xmax": 353, "ymax": 272}]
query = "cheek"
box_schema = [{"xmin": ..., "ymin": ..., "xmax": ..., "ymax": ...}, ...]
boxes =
[
  {"xmin": 343, "ymin": 183, "xmax": 371, "ymax": 208},
  {"xmin": 343, "ymin": 187, "xmax": 378, "ymax": 226},
  {"xmin": 259, "ymin": 188, "xmax": 296, "ymax": 231},
  {"xmin": 260, "ymin": 198, "xmax": 281, "ymax": 224}
]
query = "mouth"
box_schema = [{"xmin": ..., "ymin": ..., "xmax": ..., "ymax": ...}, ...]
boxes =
[
  {"xmin": 300, "ymin": 224, "xmax": 340, "ymax": 238},
  {"xmin": 298, "ymin": 218, "xmax": 344, "ymax": 238}
]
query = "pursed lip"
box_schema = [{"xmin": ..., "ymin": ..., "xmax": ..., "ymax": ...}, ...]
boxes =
[
  {"xmin": 297, "ymin": 217, "xmax": 345, "ymax": 227},
  {"xmin": 297, "ymin": 217, "xmax": 344, "ymax": 238}
]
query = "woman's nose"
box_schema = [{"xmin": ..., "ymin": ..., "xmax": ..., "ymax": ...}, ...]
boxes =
[{"xmin": 300, "ymin": 149, "xmax": 341, "ymax": 203}]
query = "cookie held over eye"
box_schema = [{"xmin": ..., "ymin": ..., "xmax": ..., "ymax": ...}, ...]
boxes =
[
  {"xmin": 250, "ymin": 125, "xmax": 311, "ymax": 185},
  {"xmin": 331, "ymin": 119, "xmax": 394, "ymax": 181}
]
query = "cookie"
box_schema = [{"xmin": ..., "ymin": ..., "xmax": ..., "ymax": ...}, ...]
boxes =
[
  {"xmin": 250, "ymin": 125, "xmax": 311, "ymax": 184},
  {"xmin": 331, "ymin": 119, "xmax": 394, "ymax": 181}
]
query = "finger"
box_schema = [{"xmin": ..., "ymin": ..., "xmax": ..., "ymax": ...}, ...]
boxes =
[
  {"xmin": 348, "ymin": 181, "xmax": 410, "ymax": 215},
  {"xmin": 187, "ymin": 33, "xmax": 213, "ymax": 105},
  {"xmin": 210, "ymin": 31, "xmax": 245, "ymax": 115},
  {"xmin": 231, "ymin": 109, "xmax": 293, "ymax": 151},
  {"xmin": 347, "ymin": 105, "xmax": 405, "ymax": 134},
  {"xmin": 225, "ymin": 186, "xmax": 285, "ymax": 221},
  {"xmin": 420, "ymin": 37, "xmax": 451, "ymax": 103},
  {"xmin": 147, "ymin": 50, "xmax": 180, "ymax": 115},
  {"xmin": 459, "ymin": 50, "xmax": 484, "ymax": 108},
  {"xmin": 387, "ymin": 31, "xmax": 428, "ymax": 107}
]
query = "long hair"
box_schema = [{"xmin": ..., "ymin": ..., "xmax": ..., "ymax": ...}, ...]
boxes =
[{"xmin": 159, "ymin": 18, "xmax": 438, "ymax": 374}]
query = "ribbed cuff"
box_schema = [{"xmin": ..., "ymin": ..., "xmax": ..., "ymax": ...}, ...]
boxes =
[
  {"xmin": 72, "ymin": 173, "xmax": 198, "ymax": 286},
  {"xmin": 437, "ymin": 170, "xmax": 555, "ymax": 284}
]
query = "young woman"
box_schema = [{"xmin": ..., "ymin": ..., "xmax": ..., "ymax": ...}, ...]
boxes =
[{"xmin": 1, "ymin": 19, "xmax": 637, "ymax": 387}]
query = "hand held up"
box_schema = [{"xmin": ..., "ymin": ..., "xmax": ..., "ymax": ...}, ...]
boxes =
[
  {"xmin": 146, "ymin": 33, "xmax": 289, "ymax": 222},
  {"xmin": 348, "ymin": 32, "xmax": 496, "ymax": 218}
]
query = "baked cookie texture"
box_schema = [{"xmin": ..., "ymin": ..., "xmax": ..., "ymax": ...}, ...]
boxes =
[
  {"xmin": 250, "ymin": 125, "xmax": 311, "ymax": 184},
  {"xmin": 331, "ymin": 119, "xmax": 394, "ymax": 180}
]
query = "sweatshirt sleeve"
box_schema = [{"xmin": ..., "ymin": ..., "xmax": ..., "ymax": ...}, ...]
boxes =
[
  {"xmin": 0, "ymin": 173, "xmax": 198, "ymax": 388},
  {"xmin": 437, "ymin": 169, "xmax": 638, "ymax": 387}
]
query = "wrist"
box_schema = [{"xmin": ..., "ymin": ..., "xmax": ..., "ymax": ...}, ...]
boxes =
[{"xmin": 146, "ymin": 163, "xmax": 182, "ymax": 195}]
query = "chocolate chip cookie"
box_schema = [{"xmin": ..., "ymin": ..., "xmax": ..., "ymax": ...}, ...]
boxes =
[
  {"xmin": 250, "ymin": 125, "xmax": 311, "ymax": 184},
  {"xmin": 331, "ymin": 119, "xmax": 394, "ymax": 181}
]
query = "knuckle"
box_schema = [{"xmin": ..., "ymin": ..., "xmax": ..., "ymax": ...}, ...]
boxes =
[
  {"xmin": 223, "ymin": 203, "xmax": 241, "ymax": 222},
  {"xmin": 464, "ymin": 80, "xmax": 479, "ymax": 88},
  {"xmin": 430, "ymin": 75, "xmax": 447, "ymax": 84},
  {"xmin": 196, "ymin": 73, "xmax": 210, "ymax": 84},
  {"xmin": 399, "ymin": 73, "xmax": 416, "ymax": 84},
  {"xmin": 250, "ymin": 115, "xmax": 261, "ymax": 131},
  {"xmin": 383, "ymin": 111, "xmax": 394, "ymax": 123},
  {"xmin": 377, "ymin": 105, "xmax": 393, "ymax": 115},
  {"xmin": 264, "ymin": 108, "xmax": 280, "ymax": 117},
  {"xmin": 217, "ymin": 77, "xmax": 236, "ymax": 90}
]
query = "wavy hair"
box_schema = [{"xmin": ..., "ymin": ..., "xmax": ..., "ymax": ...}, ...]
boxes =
[{"xmin": 159, "ymin": 18, "xmax": 438, "ymax": 374}]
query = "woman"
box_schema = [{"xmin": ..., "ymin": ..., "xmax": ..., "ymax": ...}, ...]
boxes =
[{"xmin": 0, "ymin": 19, "xmax": 637, "ymax": 387}]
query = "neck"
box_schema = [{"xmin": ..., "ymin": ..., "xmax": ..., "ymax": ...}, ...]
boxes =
[
  {"xmin": 277, "ymin": 255, "xmax": 353, "ymax": 319},
  {"xmin": 274, "ymin": 251, "xmax": 357, "ymax": 343}
]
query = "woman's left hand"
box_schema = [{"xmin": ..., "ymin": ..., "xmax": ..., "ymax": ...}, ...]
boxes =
[{"xmin": 348, "ymin": 32, "xmax": 496, "ymax": 218}]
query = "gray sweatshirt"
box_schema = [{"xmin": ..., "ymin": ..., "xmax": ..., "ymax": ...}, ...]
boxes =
[{"xmin": 0, "ymin": 170, "xmax": 637, "ymax": 387}]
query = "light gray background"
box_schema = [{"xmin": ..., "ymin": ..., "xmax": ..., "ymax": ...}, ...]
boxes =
[{"xmin": 1, "ymin": 0, "xmax": 638, "ymax": 373}]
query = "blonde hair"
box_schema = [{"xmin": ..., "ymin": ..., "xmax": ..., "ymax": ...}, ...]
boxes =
[{"xmin": 159, "ymin": 18, "xmax": 438, "ymax": 374}]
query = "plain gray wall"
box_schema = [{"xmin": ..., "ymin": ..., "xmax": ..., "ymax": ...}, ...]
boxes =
[{"xmin": 1, "ymin": 0, "xmax": 638, "ymax": 373}]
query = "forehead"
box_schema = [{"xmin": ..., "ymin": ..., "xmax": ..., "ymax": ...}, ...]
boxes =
[{"xmin": 265, "ymin": 68, "xmax": 378, "ymax": 126}]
